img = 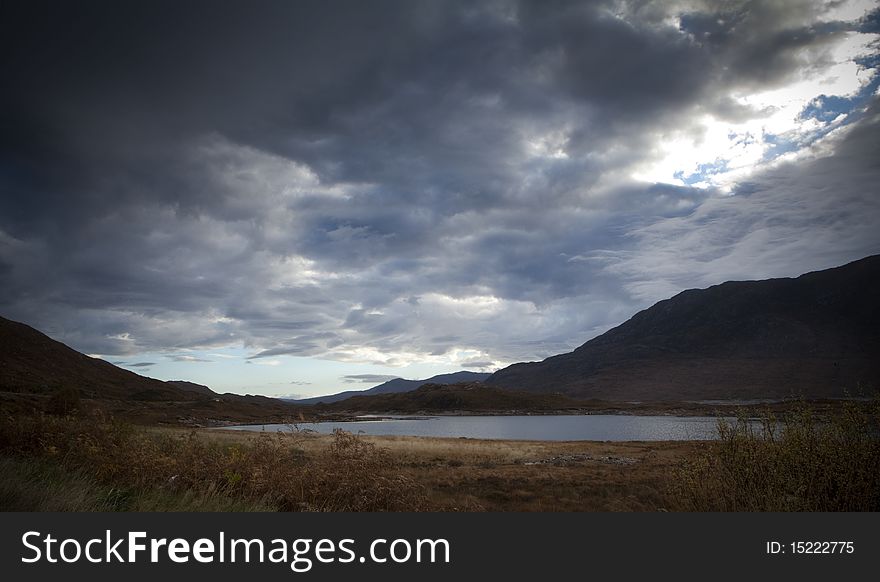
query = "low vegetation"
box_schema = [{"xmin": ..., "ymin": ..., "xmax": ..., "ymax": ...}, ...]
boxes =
[
  {"xmin": 0, "ymin": 409, "xmax": 697, "ymax": 511},
  {"xmin": 673, "ymin": 400, "xmax": 880, "ymax": 511},
  {"xmin": 2, "ymin": 399, "xmax": 878, "ymax": 512},
  {"xmin": 0, "ymin": 412, "xmax": 427, "ymax": 512}
]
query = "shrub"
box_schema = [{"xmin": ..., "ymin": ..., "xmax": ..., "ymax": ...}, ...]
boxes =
[
  {"xmin": 673, "ymin": 400, "xmax": 880, "ymax": 511},
  {"xmin": 45, "ymin": 386, "xmax": 80, "ymax": 416},
  {"xmin": 0, "ymin": 413, "xmax": 427, "ymax": 512}
]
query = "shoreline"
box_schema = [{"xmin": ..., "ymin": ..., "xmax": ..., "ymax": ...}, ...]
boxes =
[
  {"xmin": 205, "ymin": 397, "xmax": 860, "ymax": 428},
  {"xmin": 2, "ymin": 389, "xmax": 866, "ymax": 430}
]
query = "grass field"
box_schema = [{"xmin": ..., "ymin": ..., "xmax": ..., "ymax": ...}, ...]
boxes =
[
  {"xmin": 1, "ymin": 400, "xmax": 877, "ymax": 512},
  {"xmin": 202, "ymin": 429, "xmax": 700, "ymax": 511}
]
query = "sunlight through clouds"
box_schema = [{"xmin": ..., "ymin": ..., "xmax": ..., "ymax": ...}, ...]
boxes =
[{"xmin": 633, "ymin": 24, "xmax": 879, "ymax": 191}]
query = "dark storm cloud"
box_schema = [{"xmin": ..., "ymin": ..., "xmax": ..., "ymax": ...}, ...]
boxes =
[{"xmin": 0, "ymin": 0, "xmax": 878, "ymax": 367}]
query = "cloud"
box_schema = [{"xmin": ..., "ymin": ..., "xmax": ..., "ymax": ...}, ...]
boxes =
[
  {"xmin": 341, "ymin": 375, "xmax": 401, "ymax": 384},
  {"xmin": 251, "ymin": 359, "xmax": 282, "ymax": 367},
  {"xmin": 168, "ymin": 354, "xmax": 213, "ymax": 363},
  {"xmin": 602, "ymin": 101, "xmax": 880, "ymax": 303},
  {"xmin": 0, "ymin": 0, "xmax": 878, "ymax": 380},
  {"xmin": 459, "ymin": 359, "xmax": 498, "ymax": 370}
]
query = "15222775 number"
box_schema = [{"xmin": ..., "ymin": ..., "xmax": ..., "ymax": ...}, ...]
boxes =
[{"xmin": 791, "ymin": 541, "xmax": 854, "ymax": 554}]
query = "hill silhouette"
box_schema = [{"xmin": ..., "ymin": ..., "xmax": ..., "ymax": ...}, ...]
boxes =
[
  {"xmin": 487, "ymin": 255, "xmax": 880, "ymax": 400},
  {"xmin": 294, "ymin": 371, "xmax": 491, "ymax": 405},
  {"xmin": 315, "ymin": 382, "xmax": 583, "ymax": 413},
  {"xmin": 0, "ymin": 316, "xmax": 199, "ymax": 401},
  {"xmin": 0, "ymin": 315, "xmax": 304, "ymax": 424}
]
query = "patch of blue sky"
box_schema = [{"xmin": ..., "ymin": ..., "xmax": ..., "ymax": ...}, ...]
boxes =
[
  {"xmin": 728, "ymin": 130, "xmax": 760, "ymax": 148},
  {"xmin": 802, "ymin": 59, "xmax": 879, "ymax": 124},
  {"xmin": 798, "ymin": 94, "xmax": 857, "ymax": 123},
  {"xmin": 761, "ymin": 65, "xmax": 880, "ymax": 164},
  {"xmin": 674, "ymin": 159, "xmax": 729, "ymax": 187},
  {"xmin": 759, "ymin": 132, "xmax": 804, "ymax": 161}
]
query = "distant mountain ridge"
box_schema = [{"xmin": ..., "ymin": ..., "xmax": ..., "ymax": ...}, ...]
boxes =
[
  {"xmin": 314, "ymin": 382, "xmax": 583, "ymax": 413},
  {"xmin": 487, "ymin": 255, "xmax": 880, "ymax": 401},
  {"xmin": 294, "ymin": 371, "xmax": 491, "ymax": 405}
]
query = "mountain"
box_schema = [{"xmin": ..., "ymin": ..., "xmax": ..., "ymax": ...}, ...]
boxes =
[
  {"xmin": 0, "ymin": 315, "xmax": 197, "ymax": 401},
  {"xmin": 487, "ymin": 255, "xmax": 880, "ymax": 401},
  {"xmin": 0, "ymin": 315, "xmax": 308, "ymax": 424},
  {"xmin": 166, "ymin": 380, "xmax": 218, "ymax": 397},
  {"xmin": 294, "ymin": 371, "xmax": 491, "ymax": 405},
  {"xmin": 314, "ymin": 382, "xmax": 583, "ymax": 413}
]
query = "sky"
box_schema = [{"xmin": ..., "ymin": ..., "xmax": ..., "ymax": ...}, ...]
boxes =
[{"xmin": 1, "ymin": 0, "xmax": 879, "ymax": 398}]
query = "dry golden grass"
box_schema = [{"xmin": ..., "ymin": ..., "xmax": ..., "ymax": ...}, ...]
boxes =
[
  {"xmin": 7, "ymin": 402, "xmax": 875, "ymax": 512},
  {"xmin": 0, "ymin": 412, "xmax": 427, "ymax": 512},
  {"xmin": 1, "ymin": 411, "xmax": 699, "ymax": 511},
  {"xmin": 206, "ymin": 430, "xmax": 698, "ymax": 511}
]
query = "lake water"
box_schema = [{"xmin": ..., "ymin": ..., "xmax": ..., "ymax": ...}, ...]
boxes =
[{"xmin": 220, "ymin": 414, "xmax": 725, "ymax": 441}]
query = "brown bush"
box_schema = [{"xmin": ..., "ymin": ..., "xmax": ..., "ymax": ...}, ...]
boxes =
[
  {"xmin": 0, "ymin": 413, "xmax": 427, "ymax": 511},
  {"xmin": 673, "ymin": 400, "xmax": 880, "ymax": 511},
  {"xmin": 45, "ymin": 386, "xmax": 80, "ymax": 416}
]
